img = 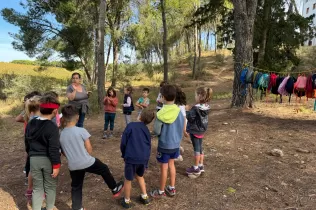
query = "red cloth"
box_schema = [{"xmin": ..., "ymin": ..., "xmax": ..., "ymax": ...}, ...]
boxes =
[
  {"xmin": 294, "ymin": 76, "xmax": 307, "ymax": 89},
  {"xmin": 53, "ymin": 164, "xmax": 61, "ymax": 169},
  {"xmin": 103, "ymin": 96, "xmax": 118, "ymax": 113}
]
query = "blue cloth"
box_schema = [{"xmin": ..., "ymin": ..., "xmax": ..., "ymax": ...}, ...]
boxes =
[
  {"xmin": 120, "ymin": 122, "xmax": 151, "ymax": 164},
  {"xmin": 123, "ymin": 94, "xmax": 134, "ymax": 113},
  {"xmin": 154, "ymin": 112, "xmax": 184, "ymax": 151},
  {"xmin": 104, "ymin": 112, "xmax": 116, "ymax": 131},
  {"xmin": 156, "ymin": 150, "xmax": 179, "ymax": 163},
  {"xmin": 76, "ymin": 108, "xmax": 85, "ymax": 128},
  {"xmin": 124, "ymin": 163, "xmax": 146, "ymax": 181}
]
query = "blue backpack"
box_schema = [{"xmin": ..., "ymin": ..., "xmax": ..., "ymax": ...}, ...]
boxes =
[
  {"xmin": 253, "ymin": 72, "xmax": 263, "ymax": 89},
  {"xmin": 240, "ymin": 68, "xmax": 248, "ymax": 85},
  {"xmin": 258, "ymin": 74, "xmax": 270, "ymax": 89}
]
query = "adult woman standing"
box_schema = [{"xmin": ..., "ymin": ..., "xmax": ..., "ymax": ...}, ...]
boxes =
[{"xmin": 66, "ymin": 72, "xmax": 90, "ymax": 127}]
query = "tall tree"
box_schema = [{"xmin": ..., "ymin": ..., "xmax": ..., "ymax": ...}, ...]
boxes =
[
  {"xmin": 231, "ymin": 0, "xmax": 258, "ymax": 107},
  {"xmin": 161, "ymin": 0, "xmax": 168, "ymax": 82},
  {"xmin": 97, "ymin": 0, "xmax": 106, "ymax": 110}
]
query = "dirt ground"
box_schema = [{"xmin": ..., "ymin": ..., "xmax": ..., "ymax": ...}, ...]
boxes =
[{"xmin": 2, "ymin": 57, "xmax": 316, "ymax": 210}]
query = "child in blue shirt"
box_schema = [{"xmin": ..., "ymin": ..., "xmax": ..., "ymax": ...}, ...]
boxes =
[
  {"xmin": 150, "ymin": 85, "xmax": 185, "ymax": 198},
  {"xmin": 120, "ymin": 110, "xmax": 155, "ymax": 208}
]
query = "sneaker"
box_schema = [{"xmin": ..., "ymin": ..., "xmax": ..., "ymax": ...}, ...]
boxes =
[
  {"xmin": 112, "ymin": 181, "xmax": 124, "ymax": 198},
  {"xmin": 108, "ymin": 132, "xmax": 113, "ymax": 138},
  {"xmin": 186, "ymin": 166, "xmax": 201, "ymax": 175},
  {"xmin": 165, "ymin": 186, "xmax": 176, "ymax": 197},
  {"xmin": 25, "ymin": 189, "xmax": 32, "ymax": 202},
  {"xmin": 174, "ymin": 155, "xmax": 183, "ymax": 162},
  {"xmin": 139, "ymin": 195, "xmax": 150, "ymax": 205},
  {"xmin": 150, "ymin": 189, "xmax": 166, "ymax": 198},
  {"xmin": 199, "ymin": 165, "xmax": 205, "ymax": 173},
  {"xmin": 102, "ymin": 132, "xmax": 108, "ymax": 139},
  {"xmin": 121, "ymin": 198, "xmax": 133, "ymax": 209}
]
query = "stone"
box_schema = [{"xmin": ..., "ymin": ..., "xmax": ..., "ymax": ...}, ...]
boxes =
[
  {"xmin": 296, "ymin": 148, "xmax": 310, "ymax": 154},
  {"xmin": 269, "ymin": 149, "xmax": 284, "ymax": 157}
]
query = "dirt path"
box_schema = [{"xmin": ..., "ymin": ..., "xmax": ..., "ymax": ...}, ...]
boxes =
[{"xmin": 1, "ymin": 98, "xmax": 316, "ymax": 210}]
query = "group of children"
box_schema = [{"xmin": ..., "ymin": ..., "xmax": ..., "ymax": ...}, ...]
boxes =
[{"xmin": 18, "ymin": 81, "xmax": 212, "ymax": 210}]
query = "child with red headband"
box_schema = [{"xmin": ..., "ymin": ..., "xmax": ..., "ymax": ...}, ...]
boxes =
[{"xmin": 25, "ymin": 95, "xmax": 61, "ymax": 210}]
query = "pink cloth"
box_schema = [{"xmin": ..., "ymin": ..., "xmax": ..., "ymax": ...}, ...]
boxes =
[
  {"xmin": 294, "ymin": 76, "xmax": 307, "ymax": 89},
  {"xmin": 193, "ymin": 134, "xmax": 204, "ymax": 138}
]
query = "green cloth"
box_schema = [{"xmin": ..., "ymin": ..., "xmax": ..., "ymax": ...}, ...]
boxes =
[
  {"xmin": 31, "ymin": 156, "xmax": 58, "ymax": 210},
  {"xmin": 156, "ymin": 104, "xmax": 180, "ymax": 123}
]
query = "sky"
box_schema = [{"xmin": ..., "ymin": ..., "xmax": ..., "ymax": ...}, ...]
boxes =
[{"xmin": 0, "ymin": 0, "xmax": 34, "ymax": 62}]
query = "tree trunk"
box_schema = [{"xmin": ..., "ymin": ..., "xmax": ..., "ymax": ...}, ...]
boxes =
[
  {"xmin": 97, "ymin": 0, "xmax": 106, "ymax": 111},
  {"xmin": 161, "ymin": 0, "xmax": 168, "ymax": 82},
  {"xmin": 205, "ymin": 29, "xmax": 210, "ymax": 51},
  {"xmin": 214, "ymin": 25, "xmax": 217, "ymax": 53},
  {"xmin": 231, "ymin": 0, "xmax": 258, "ymax": 108},
  {"xmin": 186, "ymin": 30, "xmax": 191, "ymax": 53},
  {"xmin": 79, "ymin": 56, "xmax": 92, "ymax": 82},
  {"xmin": 197, "ymin": 26, "xmax": 202, "ymax": 74},
  {"xmin": 192, "ymin": 21, "xmax": 198, "ymax": 79},
  {"xmin": 105, "ymin": 40, "xmax": 112, "ymax": 82},
  {"xmin": 111, "ymin": 40, "xmax": 119, "ymax": 87},
  {"xmin": 258, "ymin": 0, "xmax": 271, "ymax": 64},
  {"xmin": 93, "ymin": 28, "xmax": 98, "ymax": 85}
]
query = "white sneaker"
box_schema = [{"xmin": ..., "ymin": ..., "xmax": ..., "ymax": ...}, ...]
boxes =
[{"xmin": 175, "ymin": 155, "xmax": 183, "ymax": 162}]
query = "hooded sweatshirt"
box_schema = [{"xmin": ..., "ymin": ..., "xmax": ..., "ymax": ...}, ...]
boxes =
[
  {"xmin": 25, "ymin": 117, "xmax": 61, "ymax": 168},
  {"xmin": 186, "ymin": 104, "xmax": 210, "ymax": 135},
  {"xmin": 154, "ymin": 104, "xmax": 184, "ymax": 152}
]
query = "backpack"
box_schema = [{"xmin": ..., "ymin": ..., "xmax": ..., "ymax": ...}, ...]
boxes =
[
  {"xmin": 240, "ymin": 68, "xmax": 248, "ymax": 85},
  {"xmin": 253, "ymin": 72, "xmax": 263, "ymax": 89},
  {"xmin": 294, "ymin": 76, "xmax": 307, "ymax": 90},
  {"xmin": 285, "ymin": 76, "xmax": 296, "ymax": 94},
  {"xmin": 258, "ymin": 73, "xmax": 270, "ymax": 90},
  {"xmin": 246, "ymin": 69, "xmax": 254, "ymax": 83},
  {"xmin": 306, "ymin": 75, "xmax": 313, "ymax": 99},
  {"xmin": 278, "ymin": 76, "xmax": 290, "ymax": 95},
  {"xmin": 271, "ymin": 76, "xmax": 284, "ymax": 95},
  {"xmin": 268, "ymin": 73, "xmax": 278, "ymax": 90},
  {"xmin": 312, "ymin": 74, "xmax": 316, "ymax": 89}
]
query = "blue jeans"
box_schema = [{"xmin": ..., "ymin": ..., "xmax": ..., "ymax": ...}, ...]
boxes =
[
  {"xmin": 76, "ymin": 109, "xmax": 85, "ymax": 128},
  {"xmin": 104, "ymin": 112, "xmax": 116, "ymax": 131},
  {"xmin": 190, "ymin": 134, "xmax": 203, "ymax": 156}
]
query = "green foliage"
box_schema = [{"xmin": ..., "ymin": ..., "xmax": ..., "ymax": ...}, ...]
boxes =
[
  {"xmin": 253, "ymin": 0, "xmax": 315, "ymax": 71},
  {"xmin": 1, "ymin": 74, "xmax": 67, "ymax": 99}
]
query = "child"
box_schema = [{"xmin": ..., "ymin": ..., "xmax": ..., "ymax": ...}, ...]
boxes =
[
  {"xmin": 60, "ymin": 104, "xmax": 124, "ymax": 210},
  {"xmin": 150, "ymin": 84, "xmax": 185, "ymax": 198},
  {"xmin": 156, "ymin": 81, "xmax": 167, "ymax": 112},
  {"xmin": 25, "ymin": 95, "xmax": 61, "ymax": 210},
  {"xmin": 103, "ymin": 87, "xmax": 118, "ymax": 139},
  {"xmin": 174, "ymin": 86, "xmax": 188, "ymax": 162},
  {"xmin": 44, "ymin": 91, "xmax": 61, "ymax": 127},
  {"xmin": 122, "ymin": 86, "xmax": 134, "ymax": 125},
  {"xmin": 120, "ymin": 110, "xmax": 155, "ymax": 208},
  {"xmin": 24, "ymin": 95, "xmax": 42, "ymax": 202},
  {"xmin": 135, "ymin": 88, "xmax": 150, "ymax": 121},
  {"xmin": 186, "ymin": 87, "xmax": 212, "ymax": 178}
]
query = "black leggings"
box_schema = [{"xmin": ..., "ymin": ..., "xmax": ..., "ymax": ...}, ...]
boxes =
[{"xmin": 69, "ymin": 158, "xmax": 117, "ymax": 210}]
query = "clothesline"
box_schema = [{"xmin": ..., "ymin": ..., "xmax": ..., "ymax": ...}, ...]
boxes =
[{"xmin": 234, "ymin": 62, "xmax": 316, "ymax": 74}]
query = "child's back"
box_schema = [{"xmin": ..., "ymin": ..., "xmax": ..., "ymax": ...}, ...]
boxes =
[
  {"xmin": 60, "ymin": 126, "xmax": 95, "ymax": 170},
  {"xmin": 121, "ymin": 122, "xmax": 151, "ymax": 164}
]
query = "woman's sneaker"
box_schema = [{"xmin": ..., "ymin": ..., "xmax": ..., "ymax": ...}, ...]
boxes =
[
  {"xmin": 199, "ymin": 165, "xmax": 205, "ymax": 173},
  {"xmin": 186, "ymin": 166, "xmax": 201, "ymax": 175},
  {"xmin": 112, "ymin": 181, "xmax": 124, "ymax": 198},
  {"xmin": 102, "ymin": 132, "xmax": 108, "ymax": 139},
  {"xmin": 165, "ymin": 186, "xmax": 176, "ymax": 197},
  {"xmin": 139, "ymin": 195, "xmax": 150, "ymax": 205}
]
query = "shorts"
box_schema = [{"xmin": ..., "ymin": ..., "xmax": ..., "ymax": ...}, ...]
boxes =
[
  {"xmin": 124, "ymin": 163, "xmax": 146, "ymax": 181},
  {"xmin": 156, "ymin": 150, "xmax": 180, "ymax": 163}
]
